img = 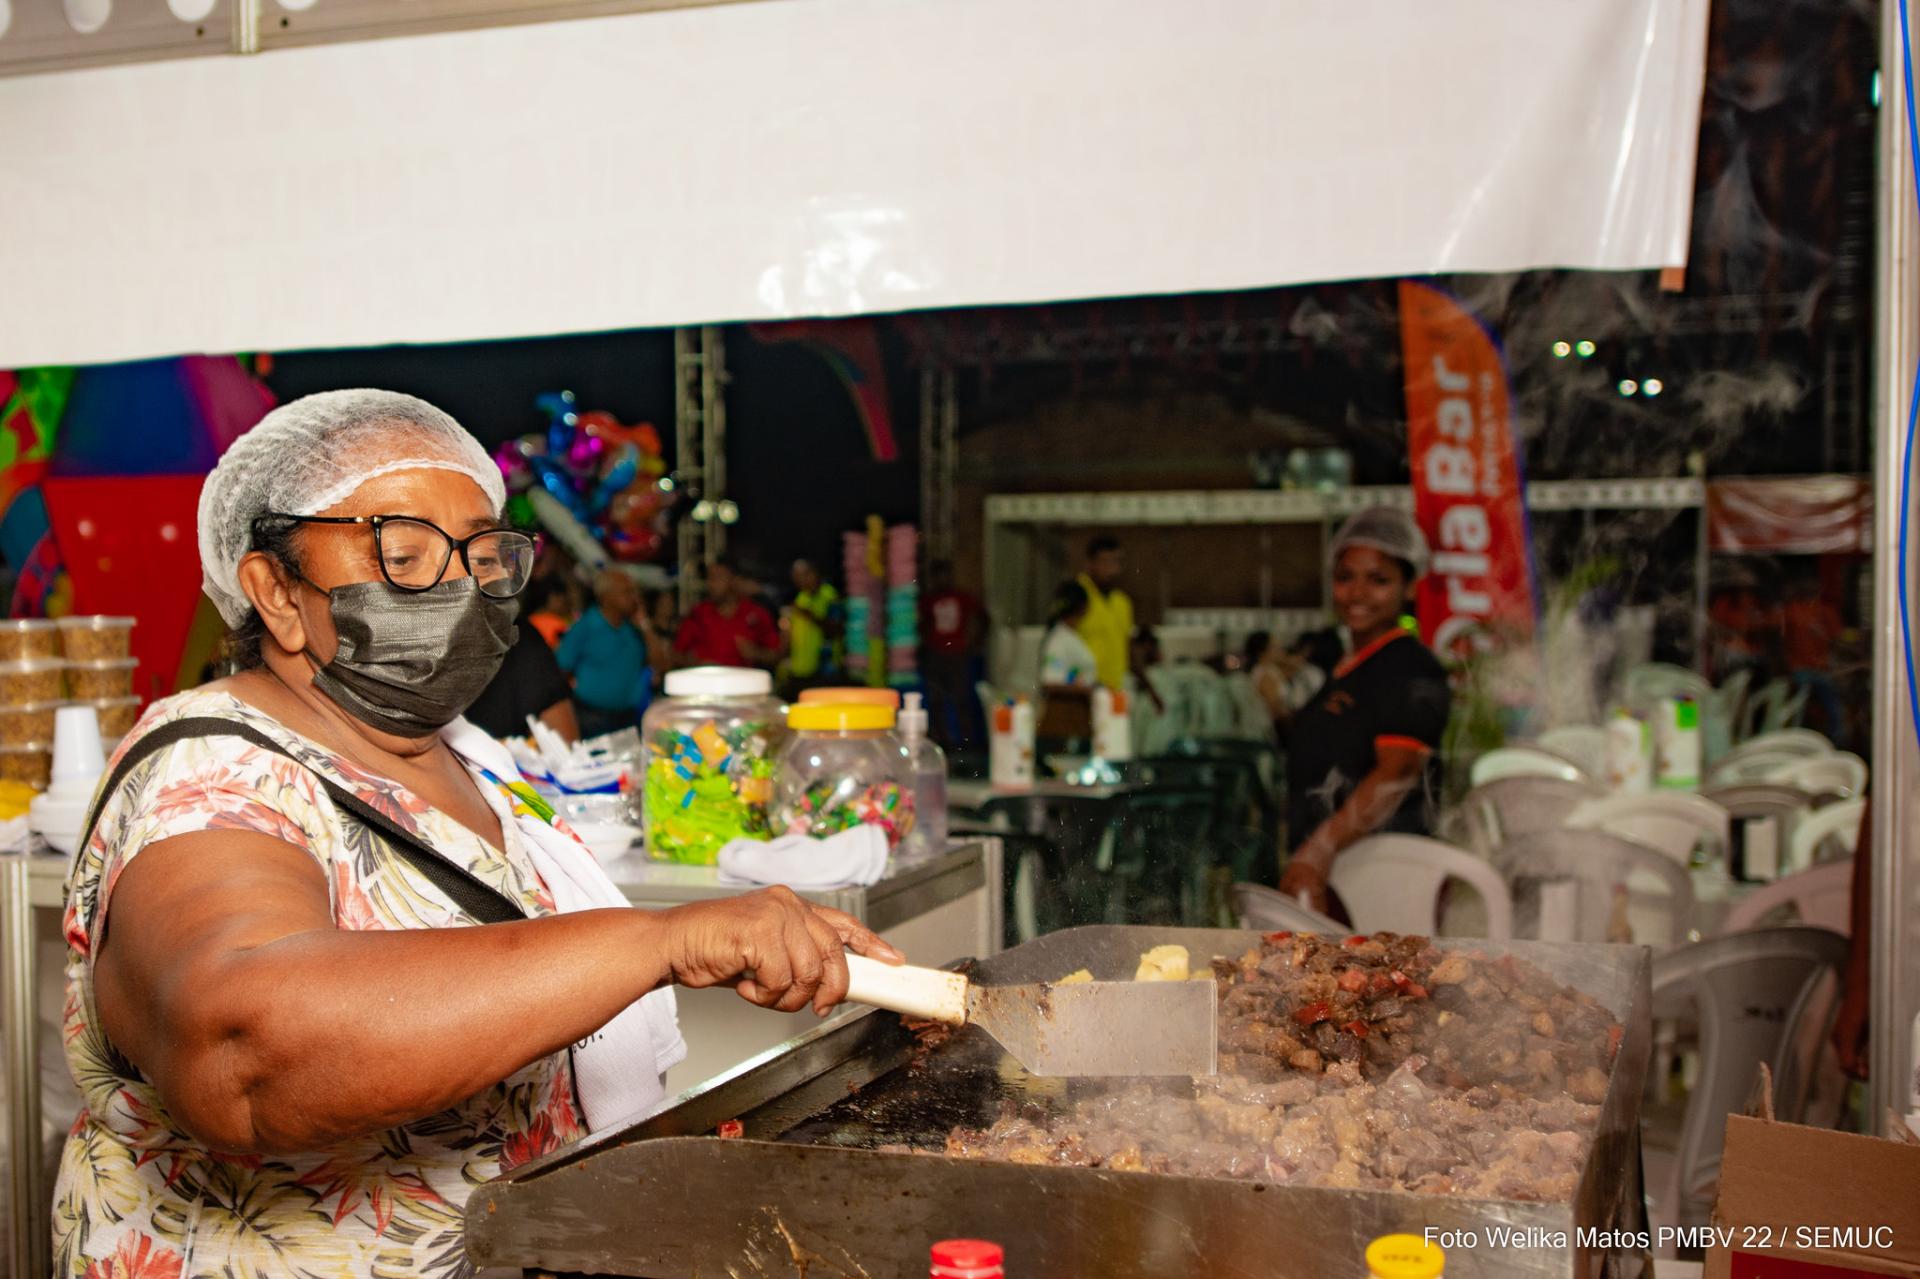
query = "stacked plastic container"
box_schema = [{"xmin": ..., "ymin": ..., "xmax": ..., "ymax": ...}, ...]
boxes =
[
  {"xmin": 883, "ymin": 524, "xmax": 919, "ymax": 688},
  {"xmin": 0, "ymin": 615, "xmax": 138, "ymax": 791},
  {"xmin": 840, "ymin": 519, "xmax": 920, "ymax": 689},
  {"xmin": 841, "ymin": 530, "xmax": 875, "ymax": 683}
]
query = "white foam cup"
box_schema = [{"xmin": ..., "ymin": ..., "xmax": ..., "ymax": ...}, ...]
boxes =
[{"xmin": 51, "ymin": 704, "xmax": 106, "ymax": 786}]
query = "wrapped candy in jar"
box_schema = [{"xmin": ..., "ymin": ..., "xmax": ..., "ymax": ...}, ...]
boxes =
[
  {"xmin": 771, "ymin": 703, "xmax": 916, "ymax": 848},
  {"xmin": 639, "ymin": 666, "xmax": 783, "ymax": 865}
]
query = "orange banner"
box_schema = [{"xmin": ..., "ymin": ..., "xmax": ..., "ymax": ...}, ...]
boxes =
[{"xmin": 1398, "ymin": 280, "xmax": 1539, "ymax": 665}]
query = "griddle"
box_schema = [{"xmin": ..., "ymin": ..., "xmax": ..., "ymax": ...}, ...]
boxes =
[{"xmin": 466, "ymin": 926, "xmax": 1654, "ymax": 1279}]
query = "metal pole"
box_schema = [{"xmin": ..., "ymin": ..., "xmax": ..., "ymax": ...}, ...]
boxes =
[
  {"xmin": 938, "ymin": 368, "xmax": 960, "ymax": 571},
  {"xmin": 702, "ymin": 324, "xmax": 728, "ymax": 569},
  {"xmin": 673, "ymin": 328, "xmax": 699, "ymax": 614},
  {"xmin": 918, "ymin": 368, "xmax": 937, "ymax": 580},
  {"xmin": 1, "ymin": 858, "xmax": 45, "ymax": 1279},
  {"xmin": 230, "ymin": 0, "xmax": 260, "ymax": 54},
  {"xmin": 1869, "ymin": 0, "xmax": 1919, "ymax": 1134},
  {"xmin": 1693, "ymin": 510, "xmax": 1711, "ymax": 677}
]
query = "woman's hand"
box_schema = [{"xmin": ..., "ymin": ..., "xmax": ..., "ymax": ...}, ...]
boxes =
[{"xmin": 661, "ymin": 887, "xmax": 905, "ymax": 1016}]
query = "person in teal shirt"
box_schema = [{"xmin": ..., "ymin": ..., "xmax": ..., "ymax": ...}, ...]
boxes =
[{"xmin": 556, "ymin": 569, "xmax": 652, "ymax": 738}]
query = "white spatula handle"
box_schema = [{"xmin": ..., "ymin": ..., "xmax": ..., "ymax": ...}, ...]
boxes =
[{"xmin": 844, "ymin": 954, "xmax": 969, "ymax": 1024}]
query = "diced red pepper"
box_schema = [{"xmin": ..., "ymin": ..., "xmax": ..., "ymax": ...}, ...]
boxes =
[
  {"xmin": 1389, "ymin": 969, "xmax": 1410, "ymax": 987},
  {"xmin": 1401, "ymin": 983, "xmax": 1429, "ymax": 1000},
  {"xmin": 1343, "ymin": 935, "xmax": 1369, "ymax": 948},
  {"xmin": 1292, "ymin": 1000, "xmax": 1334, "ymax": 1026},
  {"xmin": 1337, "ymin": 968, "xmax": 1369, "ymax": 994},
  {"xmin": 1263, "ymin": 931, "xmax": 1293, "ymax": 943},
  {"xmin": 1343, "ymin": 1019, "xmax": 1371, "ymax": 1039},
  {"xmin": 1369, "ymin": 973, "xmax": 1396, "ymax": 995},
  {"xmin": 716, "ymin": 1119, "xmax": 744, "ymax": 1139}
]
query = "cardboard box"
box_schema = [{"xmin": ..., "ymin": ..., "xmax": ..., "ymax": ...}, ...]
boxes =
[{"xmin": 1704, "ymin": 1108, "xmax": 1920, "ymax": 1279}]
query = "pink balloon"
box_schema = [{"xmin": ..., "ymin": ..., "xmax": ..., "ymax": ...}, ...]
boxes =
[
  {"xmin": 566, "ymin": 431, "xmax": 605, "ymax": 474},
  {"xmin": 493, "ymin": 438, "xmax": 534, "ymax": 490}
]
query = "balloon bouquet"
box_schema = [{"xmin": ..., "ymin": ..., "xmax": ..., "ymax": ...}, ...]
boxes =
[{"xmin": 493, "ymin": 390, "xmax": 673, "ymax": 567}]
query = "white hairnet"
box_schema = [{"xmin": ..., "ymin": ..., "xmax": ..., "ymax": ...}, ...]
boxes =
[
  {"xmin": 198, "ymin": 389, "xmax": 506, "ymax": 628},
  {"xmin": 1329, "ymin": 506, "xmax": 1430, "ymax": 579}
]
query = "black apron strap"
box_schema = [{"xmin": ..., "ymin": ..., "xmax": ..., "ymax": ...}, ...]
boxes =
[{"xmin": 80, "ymin": 715, "xmax": 526, "ymax": 925}]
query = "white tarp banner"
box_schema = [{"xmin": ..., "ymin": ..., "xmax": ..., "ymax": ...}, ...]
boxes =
[{"xmin": 0, "ymin": 0, "xmax": 1709, "ymax": 366}]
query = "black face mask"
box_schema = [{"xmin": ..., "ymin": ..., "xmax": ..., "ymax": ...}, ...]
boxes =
[{"xmin": 304, "ymin": 577, "xmax": 517, "ymax": 737}]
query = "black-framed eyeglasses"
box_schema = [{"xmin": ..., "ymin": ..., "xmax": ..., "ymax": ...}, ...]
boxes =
[{"xmin": 253, "ymin": 513, "xmax": 536, "ymax": 599}]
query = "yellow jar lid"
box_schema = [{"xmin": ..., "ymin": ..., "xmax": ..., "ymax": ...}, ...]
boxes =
[
  {"xmin": 787, "ymin": 703, "xmax": 895, "ymax": 731},
  {"xmin": 1366, "ymin": 1235, "xmax": 1444, "ymax": 1279},
  {"xmin": 796, "ymin": 687, "xmax": 902, "ymax": 709}
]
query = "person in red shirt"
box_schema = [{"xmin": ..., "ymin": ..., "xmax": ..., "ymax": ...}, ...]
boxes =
[
  {"xmin": 921, "ymin": 559, "xmax": 986, "ymax": 748},
  {"xmin": 674, "ymin": 557, "xmax": 780, "ymax": 669},
  {"xmin": 1781, "ymin": 571, "xmax": 1847, "ymax": 746}
]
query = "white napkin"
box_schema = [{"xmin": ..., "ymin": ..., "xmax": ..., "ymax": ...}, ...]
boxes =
[
  {"xmin": 442, "ymin": 719, "xmax": 685, "ymax": 1134},
  {"xmin": 717, "ymin": 825, "xmax": 890, "ymax": 889}
]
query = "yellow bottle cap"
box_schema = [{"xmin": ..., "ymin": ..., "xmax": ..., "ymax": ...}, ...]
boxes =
[
  {"xmin": 1366, "ymin": 1234, "xmax": 1444, "ymax": 1279},
  {"xmin": 786, "ymin": 703, "xmax": 895, "ymax": 732},
  {"xmin": 796, "ymin": 687, "xmax": 902, "ymax": 709}
]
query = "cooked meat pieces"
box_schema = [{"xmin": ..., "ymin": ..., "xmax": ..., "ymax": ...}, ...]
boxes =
[{"xmin": 943, "ymin": 932, "xmax": 1623, "ymax": 1203}]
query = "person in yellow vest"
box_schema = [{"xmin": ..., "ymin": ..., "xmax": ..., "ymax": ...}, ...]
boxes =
[{"xmin": 1075, "ymin": 535, "xmax": 1134, "ymax": 689}]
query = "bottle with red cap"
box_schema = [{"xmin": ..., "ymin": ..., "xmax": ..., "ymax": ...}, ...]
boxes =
[{"xmin": 930, "ymin": 1239, "xmax": 1004, "ymax": 1278}]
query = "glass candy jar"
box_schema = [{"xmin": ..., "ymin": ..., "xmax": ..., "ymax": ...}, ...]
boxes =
[
  {"xmin": 772, "ymin": 703, "xmax": 915, "ymax": 848},
  {"xmin": 640, "ymin": 666, "xmax": 783, "ymax": 864}
]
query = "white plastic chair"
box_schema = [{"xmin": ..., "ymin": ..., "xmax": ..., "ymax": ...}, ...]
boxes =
[
  {"xmin": 1649, "ymin": 927, "xmax": 1847, "ymax": 1236},
  {"xmin": 1564, "ymin": 792, "xmax": 1731, "ymax": 867},
  {"xmin": 1328, "ymin": 834, "xmax": 1513, "ymax": 940},
  {"xmin": 1498, "ymin": 828, "xmax": 1696, "ymax": 946},
  {"xmin": 1726, "ymin": 728, "xmax": 1832, "ymax": 760},
  {"xmin": 1740, "ymin": 679, "xmax": 1812, "ymax": 740},
  {"xmin": 1534, "ymin": 725, "xmax": 1608, "ymax": 778},
  {"xmin": 1707, "ymin": 746, "xmax": 1817, "ymax": 788},
  {"xmin": 1784, "ymin": 797, "xmax": 1866, "ymax": 874},
  {"xmin": 1766, "ymin": 752, "xmax": 1867, "ymax": 800},
  {"xmin": 1457, "ymin": 775, "xmax": 1600, "ymax": 857},
  {"xmin": 1469, "ymin": 746, "xmax": 1588, "ymax": 786},
  {"xmin": 1700, "ymin": 667, "xmax": 1752, "ymax": 764},
  {"xmin": 1230, "ymin": 882, "xmax": 1344, "ymax": 934},
  {"xmin": 1719, "ymin": 861, "xmax": 1854, "ymax": 935}
]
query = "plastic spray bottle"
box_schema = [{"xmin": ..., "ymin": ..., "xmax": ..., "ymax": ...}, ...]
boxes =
[{"xmin": 899, "ymin": 692, "xmax": 948, "ymax": 858}]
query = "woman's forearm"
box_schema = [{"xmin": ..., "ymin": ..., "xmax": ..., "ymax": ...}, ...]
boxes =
[
  {"xmin": 149, "ymin": 907, "xmax": 674, "ymax": 1155},
  {"xmin": 1295, "ymin": 761, "xmax": 1423, "ymax": 869}
]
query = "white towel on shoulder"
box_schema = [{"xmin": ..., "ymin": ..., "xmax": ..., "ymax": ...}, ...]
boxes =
[
  {"xmin": 717, "ymin": 825, "xmax": 890, "ymax": 890},
  {"xmin": 442, "ymin": 719, "xmax": 685, "ymax": 1134}
]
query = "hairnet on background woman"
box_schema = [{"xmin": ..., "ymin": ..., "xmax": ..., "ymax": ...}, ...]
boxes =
[
  {"xmin": 54, "ymin": 389, "xmax": 901, "ymax": 1278},
  {"xmin": 1278, "ymin": 506, "xmax": 1451, "ymax": 913}
]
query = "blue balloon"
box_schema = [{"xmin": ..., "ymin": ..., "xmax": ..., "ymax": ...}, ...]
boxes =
[
  {"xmin": 535, "ymin": 390, "xmax": 579, "ymax": 459},
  {"xmin": 533, "ymin": 389, "xmax": 576, "ymax": 419},
  {"xmin": 601, "ymin": 445, "xmax": 640, "ymax": 494},
  {"xmin": 531, "ymin": 455, "xmax": 589, "ymax": 519}
]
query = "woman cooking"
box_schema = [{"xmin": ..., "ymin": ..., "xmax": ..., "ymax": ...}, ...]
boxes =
[
  {"xmin": 1278, "ymin": 507, "xmax": 1451, "ymax": 913},
  {"xmin": 54, "ymin": 390, "xmax": 903, "ymax": 1277}
]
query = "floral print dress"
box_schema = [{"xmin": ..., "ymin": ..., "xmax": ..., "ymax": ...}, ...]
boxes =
[{"xmin": 55, "ymin": 689, "xmax": 589, "ymax": 1279}]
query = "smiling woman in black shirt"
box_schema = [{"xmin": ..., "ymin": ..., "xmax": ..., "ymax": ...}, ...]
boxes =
[{"xmin": 1279, "ymin": 507, "xmax": 1451, "ymax": 912}]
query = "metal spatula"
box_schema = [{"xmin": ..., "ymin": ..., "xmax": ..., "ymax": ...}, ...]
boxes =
[{"xmin": 844, "ymin": 954, "xmax": 1217, "ymax": 1077}]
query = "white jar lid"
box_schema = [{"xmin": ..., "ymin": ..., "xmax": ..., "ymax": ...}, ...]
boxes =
[{"xmin": 663, "ymin": 666, "xmax": 772, "ymax": 698}]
